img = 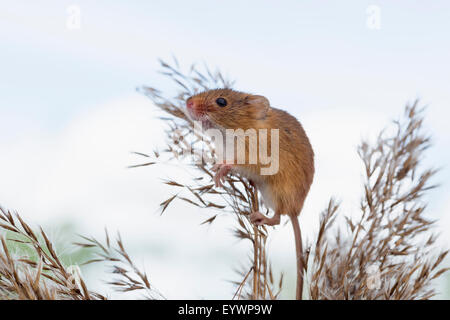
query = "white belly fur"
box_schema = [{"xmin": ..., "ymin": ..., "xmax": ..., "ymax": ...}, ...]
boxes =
[{"xmin": 232, "ymin": 166, "xmax": 276, "ymax": 211}]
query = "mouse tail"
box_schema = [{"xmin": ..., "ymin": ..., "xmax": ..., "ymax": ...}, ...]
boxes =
[{"xmin": 289, "ymin": 214, "xmax": 304, "ymax": 300}]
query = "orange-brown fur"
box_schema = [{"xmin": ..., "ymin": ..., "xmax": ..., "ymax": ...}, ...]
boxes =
[{"xmin": 186, "ymin": 88, "xmax": 314, "ymax": 217}]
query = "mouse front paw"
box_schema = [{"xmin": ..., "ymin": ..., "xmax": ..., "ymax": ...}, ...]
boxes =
[{"xmin": 212, "ymin": 163, "xmax": 233, "ymax": 188}]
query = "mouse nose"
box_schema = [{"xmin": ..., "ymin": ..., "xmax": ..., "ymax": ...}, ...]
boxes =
[
  {"xmin": 186, "ymin": 99, "xmax": 194, "ymax": 109},
  {"xmin": 186, "ymin": 97, "xmax": 204, "ymax": 119}
]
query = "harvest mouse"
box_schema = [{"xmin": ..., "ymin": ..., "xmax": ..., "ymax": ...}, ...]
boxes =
[{"xmin": 186, "ymin": 88, "xmax": 314, "ymax": 300}]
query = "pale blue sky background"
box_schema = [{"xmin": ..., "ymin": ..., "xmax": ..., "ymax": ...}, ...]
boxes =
[{"xmin": 0, "ymin": 1, "xmax": 449, "ymax": 298}]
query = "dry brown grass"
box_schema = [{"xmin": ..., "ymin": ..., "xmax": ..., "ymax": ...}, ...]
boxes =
[
  {"xmin": 0, "ymin": 208, "xmax": 105, "ymax": 300},
  {"xmin": 0, "ymin": 59, "xmax": 448, "ymax": 300},
  {"xmin": 137, "ymin": 59, "xmax": 448, "ymax": 300},
  {"xmin": 137, "ymin": 58, "xmax": 282, "ymax": 299},
  {"xmin": 74, "ymin": 230, "xmax": 165, "ymax": 299},
  {"xmin": 306, "ymin": 102, "xmax": 449, "ymax": 299},
  {"xmin": 0, "ymin": 209, "xmax": 163, "ymax": 300}
]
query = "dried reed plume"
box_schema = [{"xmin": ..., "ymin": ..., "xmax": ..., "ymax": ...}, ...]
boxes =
[
  {"xmin": 137, "ymin": 58, "xmax": 283, "ymax": 299},
  {"xmin": 0, "ymin": 208, "xmax": 161, "ymax": 299},
  {"xmin": 136, "ymin": 59, "xmax": 448, "ymax": 300},
  {"xmin": 0, "ymin": 58, "xmax": 448, "ymax": 300},
  {"xmin": 0, "ymin": 207, "xmax": 105, "ymax": 300},
  {"xmin": 306, "ymin": 102, "xmax": 449, "ymax": 299},
  {"xmin": 75, "ymin": 230, "xmax": 165, "ymax": 299}
]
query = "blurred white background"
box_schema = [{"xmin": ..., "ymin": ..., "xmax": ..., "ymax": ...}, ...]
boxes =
[{"xmin": 0, "ymin": 1, "xmax": 449, "ymax": 299}]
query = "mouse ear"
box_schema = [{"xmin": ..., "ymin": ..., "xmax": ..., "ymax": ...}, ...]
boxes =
[{"xmin": 246, "ymin": 95, "xmax": 270, "ymax": 120}]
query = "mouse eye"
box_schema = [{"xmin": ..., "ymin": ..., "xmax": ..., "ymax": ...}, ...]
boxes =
[{"xmin": 215, "ymin": 97, "xmax": 227, "ymax": 107}]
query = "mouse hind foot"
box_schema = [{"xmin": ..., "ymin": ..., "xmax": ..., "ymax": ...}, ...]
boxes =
[{"xmin": 250, "ymin": 211, "xmax": 280, "ymax": 226}]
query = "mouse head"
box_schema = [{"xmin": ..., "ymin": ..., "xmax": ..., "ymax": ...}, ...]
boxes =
[{"xmin": 186, "ymin": 89, "xmax": 270, "ymax": 130}]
